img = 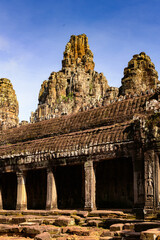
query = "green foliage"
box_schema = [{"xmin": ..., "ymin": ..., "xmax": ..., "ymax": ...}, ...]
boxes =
[
  {"xmin": 89, "ymin": 82, "xmax": 93, "ymax": 91},
  {"xmin": 56, "ymin": 98, "xmax": 61, "ymax": 104},
  {"xmin": 61, "ymin": 92, "xmax": 74, "ymax": 102}
]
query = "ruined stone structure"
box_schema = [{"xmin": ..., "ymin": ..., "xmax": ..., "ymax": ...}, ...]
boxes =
[
  {"xmin": 0, "ymin": 34, "xmax": 160, "ymax": 217},
  {"xmin": 120, "ymin": 52, "xmax": 159, "ymax": 95},
  {"xmin": 0, "ymin": 78, "xmax": 19, "ymax": 131},
  {"xmin": 31, "ymin": 34, "xmax": 108, "ymax": 122}
]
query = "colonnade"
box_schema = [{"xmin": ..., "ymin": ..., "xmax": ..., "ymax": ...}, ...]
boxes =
[
  {"xmin": 0, "ymin": 157, "xmax": 136, "ymax": 211},
  {"xmin": 0, "ymin": 161, "xmax": 96, "ymax": 211}
]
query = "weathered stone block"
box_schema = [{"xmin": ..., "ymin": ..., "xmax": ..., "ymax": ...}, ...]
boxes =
[
  {"xmin": 135, "ymin": 222, "xmax": 160, "ymax": 232},
  {"xmin": 22, "ymin": 225, "xmax": 44, "ymax": 237},
  {"xmin": 121, "ymin": 231, "xmax": 140, "ymax": 240},
  {"xmin": 140, "ymin": 228, "xmax": 160, "ymax": 240},
  {"xmin": 54, "ymin": 216, "xmax": 75, "ymax": 226},
  {"xmin": 0, "ymin": 224, "xmax": 15, "ymax": 233},
  {"xmin": 43, "ymin": 225, "xmax": 61, "ymax": 237},
  {"xmin": 100, "ymin": 230, "xmax": 112, "ymax": 237},
  {"xmin": 123, "ymin": 223, "xmax": 135, "ymax": 230},
  {"xmin": 110, "ymin": 223, "xmax": 124, "ymax": 231},
  {"xmin": 72, "ymin": 215, "xmax": 85, "ymax": 225},
  {"xmin": 11, "ymin": 217, "xmax": 26, "ymax": 224},
  {"xmin": 0, "ymin": 216, "xmax": 11, "ymax": 224},
  {"xmin": 99, "ymin": 237, "xmax": 113, "ymax": 240},
  {"xmin": 20, "ymin": 221, "xmax": 39, "ymax": 226},
  {"xmin": 34, "ymin": 232, "xmax": 51, "ymax": 240},
  {"xmin": 62, "ymin": 226, "xmax": 90, "ymax": 236},
  {"xmin": 87, "ymin": 220, "xmax": 103, "ymax": 227}
]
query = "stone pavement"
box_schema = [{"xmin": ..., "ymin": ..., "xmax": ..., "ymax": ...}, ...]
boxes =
[{"xmin": 0, "ymin": 210, "xmax": 158, "ymax": 239}]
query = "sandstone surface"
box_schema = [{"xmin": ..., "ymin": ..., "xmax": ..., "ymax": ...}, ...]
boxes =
[
  {"xmin": 31, "ymin": 34, "xmax": 109, "ymax": 122},
  {"xmin": 0, "ymin": 78, "xmax": 19, "ymax": 130},
  {"xmin": 0, "ymin": 210, "xmax": 159, "ymax": 239},
  {"xmin": 120, "ymin": 52, "xmax": 159, "ymax": 95},
  {"xmin": 31, "ymin": 37, "xmax": 160, "ymax": 123},
  {"xmin": 34, "ymin": 232, "xmax": 51, "ymax": 240}
]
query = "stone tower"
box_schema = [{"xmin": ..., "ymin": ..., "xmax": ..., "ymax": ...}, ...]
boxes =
[
  {"xmin": 62, "ymin": 34, "xmax": 95, "ymax": 71},
  {"xmin": 0, "ymin": 78, "xmax": 19, "ymax": 130},
  {"xmin": 31, "ymin": 34, "xmax": 109, "ymax": 122},
  {"xmin": 120, "ymin": 52, "xmax": 159, "ymax": 95}
]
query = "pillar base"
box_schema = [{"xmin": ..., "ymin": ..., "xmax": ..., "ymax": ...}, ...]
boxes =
[
  {"xmin": 84, "ymin": 206, "xmax": 97, "ymax": 211},
  {"xmin": 16, "ymin": 204, "xmax": 27, "ymax": 211},
  {"xmin": 46, "ymin": 206, "xmax": 58, "ymax": 210}
]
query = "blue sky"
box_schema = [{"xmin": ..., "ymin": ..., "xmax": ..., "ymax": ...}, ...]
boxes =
[{"xmin": 0, "ymin": 0, "xmax": 160, "ymax": 121}]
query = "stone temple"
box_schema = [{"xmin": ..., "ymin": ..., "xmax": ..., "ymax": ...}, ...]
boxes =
[{"xmin": 0, "ymin": 34, "xmax": 160, "ymax": 217}]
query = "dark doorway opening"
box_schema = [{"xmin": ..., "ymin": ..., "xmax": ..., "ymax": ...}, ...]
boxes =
[
  {"xmin": 55, "ymin": 164, "xmax": 84, "ymax": 209},
  {"xmin": 96, "ymin": 158, "xmax": 133, "ymax": 209},
  {"xmin": 1, "ymin": 172, "xmax": 17, "ymax": 210},
  {"xmin": 26, "ymin": 169, "xmax": 47, "ymax": 209}
]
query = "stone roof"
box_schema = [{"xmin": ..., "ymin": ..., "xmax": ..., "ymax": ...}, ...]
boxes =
[
  {"xmin": 0, "ymin": 89, "xmax": 158, "ymax": 162},
  {"xmin": 0, "ymin": 93, "xmax": 153, "ymax": 147},
  {"xmin": 0, "ymin": 121, "xmax": 133, "ymax": 159}
]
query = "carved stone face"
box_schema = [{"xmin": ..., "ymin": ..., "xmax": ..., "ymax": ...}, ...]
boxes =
[
  {"xmin": 120, "ymin": 52, "xmax": 159, "ymax": 95},
  {"xmin": 0, "ymin": 78, "xmax": 19, "ymax": 129},
  {"xmin": 33, "ymin": 34, "xmax": 109, "ymax": 121}
]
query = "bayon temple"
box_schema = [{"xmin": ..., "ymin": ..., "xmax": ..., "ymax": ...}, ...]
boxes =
[{"xmin": 0, "ymin": 34, "xmax": 160, "ymax": 216}]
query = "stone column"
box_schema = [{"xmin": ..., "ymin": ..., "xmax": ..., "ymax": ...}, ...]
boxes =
[
  {"xmin": 155, "ymin": 152, "xmax": 160, "ymax": 207},
  {"xmin": 16, "ymin": 172, "xmax": 27, "ymax": 210},
  {"xmin": 84, "ymin": 161, "xmax": 96, "ymax": 211},
  {"xmin": 132, "ymin": 150, "xmax": 145, "ymax": 207},
  {"xmin": 46, "ymin": 168, "xmax": 57, "ymax": 210},
  {"xmin": 144, "ymin": 150, "xmax": 158, "ymax": 209},
  {"xmin": 132, "ymin": 150, "xmax": 146, "ymax": 219}
]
